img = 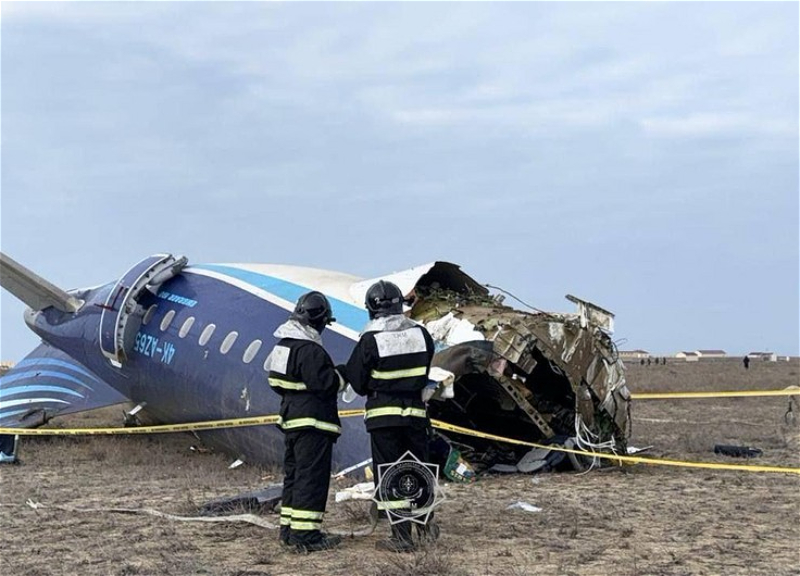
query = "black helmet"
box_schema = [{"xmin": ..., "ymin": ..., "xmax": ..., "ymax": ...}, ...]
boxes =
[
  {"xmin": 365, "ymin": 280, "xmax": 404, "ymax": 319},
  {"xmin": 291, "ymin": 291, "xmax": 335, "ymax": 333}
]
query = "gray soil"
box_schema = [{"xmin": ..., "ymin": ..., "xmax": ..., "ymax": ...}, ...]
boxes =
[{"xmin": 1, "ymin": 359, "xmax": 798, "ymax": 576}]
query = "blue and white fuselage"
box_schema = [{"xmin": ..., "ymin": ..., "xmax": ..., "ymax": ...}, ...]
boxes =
[
  {"xmin": 2, "ymin": 252, "xmax": 632, "ymax": 474},
  {"xmin": 18, "ymin": 262, "xmax": 378, "ymax": 471}
]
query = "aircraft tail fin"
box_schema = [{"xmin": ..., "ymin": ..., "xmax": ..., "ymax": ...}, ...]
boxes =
[
  {"xmin": 0, "ymin": 342, "xmax": 130, "ymax": 429},
  {"xmin": 0, "ymin": 252, "xmax": 81, "ymax": 312}
]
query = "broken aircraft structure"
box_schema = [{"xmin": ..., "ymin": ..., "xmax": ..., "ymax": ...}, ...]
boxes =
[
  {"xmin": 0, "ymin": 253, "xmax": 630, "ymax": 476},
  {"xmin": 382, "ymin": 263, "xmax": 630, "ymax": 474}
]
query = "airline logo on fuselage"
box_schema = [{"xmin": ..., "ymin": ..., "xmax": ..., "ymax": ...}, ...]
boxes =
[{"xmin": 157, "ymin": 290, "xmax": 198, "ymax": 308}]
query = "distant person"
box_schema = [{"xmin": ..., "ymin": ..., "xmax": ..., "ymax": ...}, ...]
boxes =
[
  {"xmin": 647, "ymin": 357, "xmax": 651, "ymax": 366},
  {"xmin": 743, "ymin": 356, "xmax": 750, "ymax": 370},
  {"xmin": 0, "ymin": 434, "xmax": 19, "ymax": 464},
  {"xmin": 640, "ymin": 359, "xmax": 645, "ymax": 366},
  {"xmin": 342, "ymin": 280, "xmax": 437, "ymax": 552},
  {"xmin": 265, "ymin": 291, "xmax": 343, "ymax": 553}
]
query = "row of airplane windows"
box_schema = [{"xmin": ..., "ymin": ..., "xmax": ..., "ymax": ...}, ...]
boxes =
[{"xmin": 143, "ymin": 304, "xmax": 269, "ymax": 369}]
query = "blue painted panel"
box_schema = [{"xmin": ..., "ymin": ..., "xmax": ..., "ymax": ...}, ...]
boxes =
[
  {"xmin": 0, "ymin": 370, "xmax": 95, "ymax": 391},
  {"xmin": 13, "ymin": 358, "xmax": 105, "ymax": 384},
  {"xmin": 1, "ymin": 385, "xmax": 85, "ymax": 399},
  {"xmin": 0, "ymin": 409, "xmax": 29, "ymax": 422},
  {"xmin": 126, "ymin": 271, "xmax": 372, "ymax": 471},
  {"xmin": 100, "ymin": 255, "xmax": 169, "ymax": 357},
  {"xmin": 0, "ymin": 343, "xmax": 128, "ymax": 428}
]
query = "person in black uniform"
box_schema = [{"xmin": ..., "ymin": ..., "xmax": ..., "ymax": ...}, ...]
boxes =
[
  {"xmin": 266, "ymin": 291, "xmax": 343, "ymax": 553},
  {"xmin": 343, "ymin": 280, "xmax": 437, "ymax": 552}
]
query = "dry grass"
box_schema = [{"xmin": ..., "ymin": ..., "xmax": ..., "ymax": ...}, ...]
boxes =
[{"xmin": 1, "ymin": 358, "xmax": 798, "ymax": 575}]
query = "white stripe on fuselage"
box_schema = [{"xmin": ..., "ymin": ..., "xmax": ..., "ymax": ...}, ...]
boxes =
[
  {"xmin": 183, "ymin": 268, "xmax": 360, "ymax": 341},
  {"xmin": 0, "ymin": 397, "xmax": 70, "ymax": 410}
]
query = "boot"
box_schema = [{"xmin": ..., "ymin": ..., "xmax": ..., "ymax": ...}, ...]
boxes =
[
  {"xmin": 375, "ymin": 523, "xmax": 415, "ymax": 553},
  {"xmin": 279, "ymin": 526, "xmax": 291, "ymax": 546},
  {"xmin": 292, "ymin": 532, "xmax": 342, "ymax": 553},
  {"xmin": 416, "ymin": 521, "xmax": 440, "ymax": 544}
]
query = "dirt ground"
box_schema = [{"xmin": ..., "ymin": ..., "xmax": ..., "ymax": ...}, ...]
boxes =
[{"xmin": 1, "ymin": 358, "xmax": 798, "ymax": 576}]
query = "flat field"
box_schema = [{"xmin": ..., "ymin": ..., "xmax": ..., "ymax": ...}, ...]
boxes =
[{"xmin": 1, "ymin": 358, "xmax": 798, "ymax": 576}]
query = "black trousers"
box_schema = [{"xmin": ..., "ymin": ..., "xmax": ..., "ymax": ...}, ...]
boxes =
[
  {"xmin": 370, "ymin": 426, "xmax": 429, "ymax": 468},
  {"xmin": 371, "ymin": 426, "xmax": 432, "ymax": 540},
  {"xmin": 281, "ymin": 430, "xmax": 334, "ymax": 542}
]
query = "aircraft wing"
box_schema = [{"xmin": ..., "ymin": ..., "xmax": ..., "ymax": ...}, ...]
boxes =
[
  {"xmin": 0, "ymin": 342, "xmax": 129, "ymax": 428},
  {"xmin": 0, "ymin": 252, "xmax": 81, "ymax": 313}
]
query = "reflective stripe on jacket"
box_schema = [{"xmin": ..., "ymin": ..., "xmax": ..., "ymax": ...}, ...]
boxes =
[
  {"xmin": 266, "ymin": 331, "xmax": 341, "ymax": 437},
  {"xmin": 344, "ymin": 317, "xmax": 435, "ymax": 431}
]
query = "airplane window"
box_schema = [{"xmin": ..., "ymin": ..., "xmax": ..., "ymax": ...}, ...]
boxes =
[
  {"xmin": 243, "ymin": 339, "xmax": 262, "ymax": 364},
  {"xmin": 220, "ymin": 331, "xmax": 238, "ymax": 355},
  {"xmin": 160, "ymin": 310, "xmax": 176, "ymax": 332},
  {"xmin": 199, "ymin": 324, "xmax": 216, "ymax": 346},
  {"xmin": 142, "ymin": 304, "xmax": 157, "ymax": 326},
  {"xmin": 179, "ymin": 317, "xmax": 195, "ymax": 338}
]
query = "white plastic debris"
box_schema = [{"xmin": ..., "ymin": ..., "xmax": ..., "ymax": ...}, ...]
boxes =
[
  {"xmin": 332, "ymin": 457, "xmax": 372, "ymax": 479},
  {"xmin": 340, "ymin": 383, "xmax": 357, "ymax": 403},
  {"xmin": 425, "ymin": 313, "xmax": 484, "ymax": 345},
  {"xmin": 507, "ymin": 501, "xmax": 542, "ymax": 513},
  {"xmin": 426, "ymin": 367, "xmax": 455, "ymax": 400},
  {"xmin": 334, "ymin": 482, "xmax": 375, "ymax": 503}
]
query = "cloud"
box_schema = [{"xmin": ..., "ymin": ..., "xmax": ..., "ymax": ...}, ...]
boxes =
[
  {"xmin": 1, "ymin": 1, "xmax": 797, "ymax": 363},
  {"xmin": 640, "ymin": 113, "xmax": 794, "ymax": 138}
]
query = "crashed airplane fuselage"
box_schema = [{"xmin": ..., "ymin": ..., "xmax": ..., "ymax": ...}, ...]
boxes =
[{"xmin": 0, "ymin": 254, "xmax": 630, "ymax": 475}]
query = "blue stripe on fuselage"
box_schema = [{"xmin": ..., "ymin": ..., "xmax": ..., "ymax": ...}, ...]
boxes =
[
  {"xmin": 192, "ymin": 264, "xmax": 369, "ymax": 333},
  {"xmin": 0, "ymin": 371, "xmax": 96, "ymax": 391},
  {"xmin": 0, "ymin": 408, "xmax": 29, "ymax": 423},
  {"xmin": 12, "ymin": 358, "xmax": 104, "ymax": 384},
  {"xmin": 1, "ymin": 385, "xmax": 85, "ymax": 399}
]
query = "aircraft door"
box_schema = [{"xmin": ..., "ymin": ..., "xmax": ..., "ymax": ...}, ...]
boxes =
[{"xmin": 99, "ymin": 254, "xmax": 187, "ymax": 364}]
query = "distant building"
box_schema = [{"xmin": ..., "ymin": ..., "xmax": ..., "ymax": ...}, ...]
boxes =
[
  {"xmin": 619, "ymin": 350, "xmax": 651, "ymax": 360},
  {"xmin": 675, "ymin": 351, "xmax": 700, "ymax": 362},
  {"xmin": 696, "ymin": 350, "xmax": 727, "ymax": 359},
  {"xmin": 747, "ymin": 351, "xmax": 777, "ymax": 362}
]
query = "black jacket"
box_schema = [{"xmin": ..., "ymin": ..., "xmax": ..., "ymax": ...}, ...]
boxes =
[
  {"xmin": 344, "ymin": 315, "xmax": 435, "ymax": 431},
  {"xmin": 267, "ymin": 326, "xmax": 341, "ymax": 437}
]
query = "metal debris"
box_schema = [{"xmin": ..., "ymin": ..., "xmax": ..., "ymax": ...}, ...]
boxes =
[
  {"xmin": 713, "ymin": 444, "xmax": 763, "ymax": 458},
  {"xmin": 199, "ymin": 485, "xmax": 283, "ymax": 515},
  {"xmin": 406, "ymin": 264, "xmax": 630, "ymax": 474},
  {"xmin": 506, "ymin": 501, "xmax": 542, "ymax": 513}
]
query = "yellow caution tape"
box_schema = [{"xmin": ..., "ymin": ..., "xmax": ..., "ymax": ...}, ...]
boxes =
[
  {"xmin": 631, "ymin": 389, "xmax": 800, "ymax": 400},
  {"xmin": 0, "ymin": 414, "xmax": 281, "ymax": 436},
  {"xmin": 0, "ymin": 409, "xmax": 369, "ymax": 436},
  {"xmin": 2, "ymin": 407, "xmax": 798, "ymax": 475},
  {"xmin": 429, "ymin": 419, "xmax": 800, "ymax": 475}
]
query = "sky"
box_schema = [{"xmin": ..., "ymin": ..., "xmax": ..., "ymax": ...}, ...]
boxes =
[{"xmin": 1, "ymin": 1, "xmax": 798, "ymax": 362}]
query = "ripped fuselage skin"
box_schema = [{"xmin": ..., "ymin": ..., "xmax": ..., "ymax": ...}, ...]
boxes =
[{"xmin": 405, "ymin": 268, "xmax": 630, "ymax": 472}]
